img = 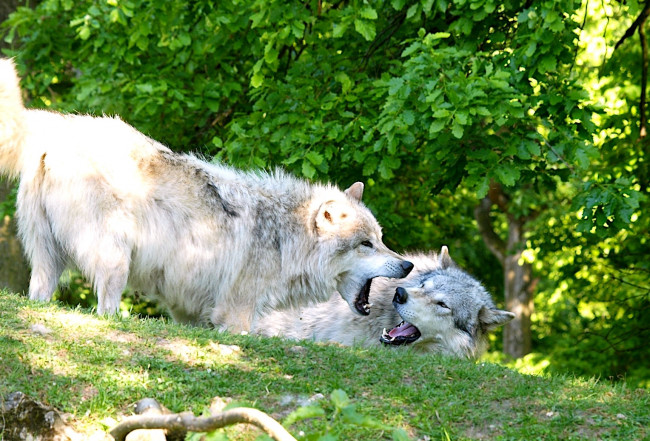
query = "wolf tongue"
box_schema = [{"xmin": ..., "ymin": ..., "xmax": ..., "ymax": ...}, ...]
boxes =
[{"xmin": 388, "ymin": 321, "xmax": 417, "ymax": 338}]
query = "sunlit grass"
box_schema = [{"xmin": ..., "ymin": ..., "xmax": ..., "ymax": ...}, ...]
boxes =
[{"xmin": 1, "ymin": 291, "xmax": 648, "ymax": 440}]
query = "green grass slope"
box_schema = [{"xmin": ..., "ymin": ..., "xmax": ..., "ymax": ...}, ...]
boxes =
[{"xmin": 0, "ymin": 291, "xmax": 648, "ymax": 440}]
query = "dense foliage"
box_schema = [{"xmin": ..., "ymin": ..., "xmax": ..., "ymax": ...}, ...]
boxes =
[{"xmin": 2, "ymin": 0, "xmax": 648, "ymax": 385}]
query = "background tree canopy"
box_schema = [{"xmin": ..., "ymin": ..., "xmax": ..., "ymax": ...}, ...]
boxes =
[{"xmin": 2, "ymin": 0, "xmax": 648, "ymax": 386}]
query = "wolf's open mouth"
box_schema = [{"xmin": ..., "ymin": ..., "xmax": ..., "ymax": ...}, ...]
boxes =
[
  {"xmin": 380, "ymin": 321, "xmax": 421, "ymax": 345},
  {"xmin": 354, "ymin": 278, "xmax": 373, "ymax": 316}
]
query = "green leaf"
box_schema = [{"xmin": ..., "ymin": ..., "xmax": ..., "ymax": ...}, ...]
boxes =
[
  {"xmin": 332, "ymin": 22, "xmax": 348, "ymax": 38},
  {"xmin": 455, "ymin": 110, "xmax": 468, "ymax": 125},
  {"xmin": 359, "ymin": 6, "xmax": 378, "ymax": 20},
  {"xmin": 109, "ymin": 9, "xmax": 120, "ymax": 23},
  {"xmin": 387, "ymin": 77, "xmax": 404, "ymax": 96},
  {"xmin": 78, "ymin": 25, "xmax": 91, "ymax": 40},
  {"xmin": 526, "ymin": 141, "xmax": 541, "ymax": 156},
  {"xmin": 494, "ymin": 164, "xmax": 520, "ymax": 187},
  {"xmin": 538, "ymin": 55, "xmax": 557, "ymax": 74},
  {"xmin": 379, "ymin": 159, "xmax": 395, "ymax": 179},
  {"xmin": 136, "ymin": 83, "xmax": 154, "ymax": 94},
  {"xmin": 451, "ymin": 121, "xmax": 464, "ymax": 138},
  {"xmin": 362, "ymin": 156, "xmax": 379, "ymax": 176},
  {"xmin": 330, "ymin": 389, "xmax": 350, "ymax": 410},
  {"xmin": 251, "ymin": 73, "xmax": 264, "ymax": 88},
  {"xmin": 250, "ymin": 10, "xmax": 265, "ymax": 27},
  {"xmin": 573, "ymin": 147, "xmax": 591, "ymax": 169},
  {"xmin": 475, "ymin": 176, "xmax": 490, "ymax": 199},
  {"xmin": 402, "ymin": 110, "xmax": 415, "ymax": 126},
  {"xmin": 429, "ymin": 32, "xmax": 450, "ymax": 40},
  {"xmin": 392, "ymin": 428, "xmax": 412, "ymax": 441},
  {"xmin": 433, "ymin": 109, "xmax": 450, "ymax": 118},
  {"xmin": 406, "ymin": 3, "xmax": 420, "ymax": 19},
  {"xmin": 525, "ymin": 42, "xmax": 537, "ymax": 57},
  {"xmin": 353, "ymin": 149, "xmax": 367, "ymax": 163},
  {"xmin": 401, "ymin": 42, "xmax": 421, "ymax": 57},
  {"xmin": 302, "ymin": 160, "xmax": 316, "ymax": 179},
  {"xmin": 354, "ymin": 19, "xmax": 376, "ymax": 41},
  {"xmin": 335, "ymin": 72, "xmax": 352, "ymax": 93},
  {"xmin": 516, "ymin": 143, "xmax": 531, "ymax": 160},
  {"xmin": 283, "ymin": 405, "xmax": 326, "ymax": 427},
  {"xmin": 264, "ymin": 46, "xmax": 279, "ymax": 64},
  {"xmin": 177, "ymin": 32, "xmax": 191, "ymax": 46},
  {"xmin": 292, "ymin": 21, "xmax": 305, "ymax": 38},
  {"xmin": 305, "ymin": 151, "xmax": 324, "ymax": 165},
  {"xmin": 429, "ymin": 120, "xmax": 446, "ymax": 134}
]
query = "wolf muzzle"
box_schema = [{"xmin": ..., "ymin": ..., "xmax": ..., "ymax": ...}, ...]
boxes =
[
  {"xmin": 399, "ymin": 261, "xmax": 414, "ymax": 278},
  {"xmin": 394, "ymin": 286, "xmax": 408, "ymax": 304}
]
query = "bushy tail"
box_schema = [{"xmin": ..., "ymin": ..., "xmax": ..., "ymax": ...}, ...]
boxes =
[{"xmin": 0, "ymin": 58, "xmax": 26, "ymax": 178}]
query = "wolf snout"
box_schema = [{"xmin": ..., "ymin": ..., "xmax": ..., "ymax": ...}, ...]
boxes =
[
  {"xmin": 394, "ymin": 287, "xmax": 408, "ymax": 304},
  {"xmin": 400, "ymin": 261, "xmax": 414, "ymax": 277}
]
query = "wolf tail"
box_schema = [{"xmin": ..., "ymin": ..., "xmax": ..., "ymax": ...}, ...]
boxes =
[{"xmin": 0, "ymin": 58, "xmax": 27, "ymax": 178}]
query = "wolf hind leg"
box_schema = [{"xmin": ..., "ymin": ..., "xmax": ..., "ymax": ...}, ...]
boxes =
[
  {"xmin": 28, "ymin": 250, "xmax": 65, "ymax": 302},
  {"xmin": 23, "ymin": 222, "xmax": 66, "ymax": 302}
]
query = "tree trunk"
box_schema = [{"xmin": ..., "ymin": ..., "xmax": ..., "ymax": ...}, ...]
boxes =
[
  {"xmin": 0, "ymin": 180, "xmax": 29, "ymax": 294},
  {"xmin": 474, "ymin": 184, "xmax": 535, "ymax": 359},
  {"xmin": 502, "ymin": 215, "xmax": 534, "ymax": 358}
]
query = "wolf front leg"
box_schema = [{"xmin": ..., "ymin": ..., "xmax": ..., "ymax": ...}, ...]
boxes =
[
  {"xmin": 76, "ymin": 235, "xmax": 131, "ymax": 315},
  {"xmin": 92, "ymin": 265, "xmax": 129, "ymax": 315}
]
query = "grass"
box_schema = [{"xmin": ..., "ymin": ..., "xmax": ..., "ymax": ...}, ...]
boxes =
[{"xmin": 0, "ymin": 290, "xmax": 648, "ymax": 440}]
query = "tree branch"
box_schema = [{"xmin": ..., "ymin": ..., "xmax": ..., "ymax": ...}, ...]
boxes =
[
  {"xmin": 639, "ymin": 12, "xmax": 648, "ymax": 138},
  {"xmin": 109, "ymin": 408, "xmax": 297, "ymax": 441},
  {"xmin": 360, "ymin": 10, "xmax": 406, "ymax": 70},
  {"xmin": 474, "ymin": 196, "xmax": 506, "ymax": 263},
  {"xmin": 571, "ymin": 0, "xmax": 590, "ymax": 75},
  {"xmin": 614, "ymin": 2, "xmax": 650, "ymax": 51}
]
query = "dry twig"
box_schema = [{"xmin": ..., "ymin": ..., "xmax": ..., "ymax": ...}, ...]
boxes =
[{"xmin": 110, "ymin": 408, "xmax": 297, "ymax": 441}]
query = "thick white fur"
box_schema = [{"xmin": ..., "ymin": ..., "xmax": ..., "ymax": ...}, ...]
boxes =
[
  {"xmin": 0, "ymin": 59, "xmax": 412, "ymax": 332},
  {"xmin": 253, "ymin": 249, "xmax": 515, "ymax": 358}
]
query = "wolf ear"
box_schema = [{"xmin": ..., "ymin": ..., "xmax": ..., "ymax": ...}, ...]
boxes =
[
  {"xmin": 344, "ymin": 182, "xmax": 364, "ymax": 202},
  {"xmin": 315, "ymin": 200, "xmax": 351, "ymax": 235},
  {"xmin": 439, "ymin": 246, "xmax": 454, "ymax": 269},
  {"xmin": 479, "ymin": 307, "xmax": 515, "ymax": 331}
]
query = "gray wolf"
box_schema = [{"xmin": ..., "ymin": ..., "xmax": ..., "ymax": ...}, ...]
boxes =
[
  {"xmin": 253, "ymin": 246, "xmax": 514, "ymax": 358},
  {"xmin": 0, "ymin": 59, "xmax": 413, "ymax": 332}
]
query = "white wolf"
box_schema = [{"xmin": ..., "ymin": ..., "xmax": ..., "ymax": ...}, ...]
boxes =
[
  {"xmin": 0, "ymin": 59, "xmax": 413, "ymax": 332},
  {"xmin": 253, "ymin": 247, "xmax": 514, "ymax": 358}
]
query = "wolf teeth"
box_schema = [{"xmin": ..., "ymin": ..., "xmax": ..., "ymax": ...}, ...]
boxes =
[{"xmin": 381, "ymin": 328, "xmax": 395, "ymax": 341}]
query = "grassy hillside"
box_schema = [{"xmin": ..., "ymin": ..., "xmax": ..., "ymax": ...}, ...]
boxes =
[{"xmin": 0, "ymin": 291, "xmax": 647, "ymax": 440}]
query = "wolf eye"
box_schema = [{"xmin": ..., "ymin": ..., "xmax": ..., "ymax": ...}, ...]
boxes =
[
  {"xmin": 360, "ymin": 240, "xmax": 373, "ymax": 248},
  {"xmin": 437, "ymin": 301, "xmax": 449, "ymax": 309}
]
